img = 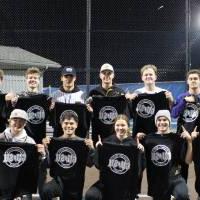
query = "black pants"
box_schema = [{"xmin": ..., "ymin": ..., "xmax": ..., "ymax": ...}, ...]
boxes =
[
  {"xmin": 85, "ymin": 180, "xmax": 136, "ymax": 200},
  {"xmin": 180, "ymin": 161, "xmax": 189, "ymax": 182},
  {"xmin": 85, "ymin": 181, "xmax": 103, "ymax": 200},
  {"xmin": 38, "ymin": 162, "xmax": 82, "ymax": 200},
  {"xmin": 39, "ymin": 178, "xmax": 83, "ymax": 200},
  {"xmin": 152, "ymin": 175, "xmax": 189, "ymax": 200},
  {"xmin": 194, "ymin": 162, "xmax": 200, "ymax": 196}
]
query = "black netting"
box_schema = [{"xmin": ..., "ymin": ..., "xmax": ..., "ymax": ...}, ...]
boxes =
[{"xmin": 0, "ymin": 0, "xmax": 199, "ymax": 87}]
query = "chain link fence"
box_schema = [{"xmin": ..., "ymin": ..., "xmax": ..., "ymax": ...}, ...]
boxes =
[{"xmin": 0, "ymin": 0, "xmax": 199, "ymax": 91}]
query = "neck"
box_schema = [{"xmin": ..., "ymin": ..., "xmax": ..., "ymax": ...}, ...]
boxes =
[
  {"xmin": 63, "ymin": 85, "xmax": 74, "ymax": 91},
  {"xmin": 189, "ymin": 87, "xmax": 200, "ymax": 95},
  {"xmin": 144, "ymin": 83, "xmax": 156, "ymax": 92},
  {"xmin": 102, "ymin": 82, "xmax": 112, "ymax": 90},
  {"xmin": 27, "ymin": 87, "xmax": 39, "ymax": 93},
  {"xmin": 63, "ymin": 133, "xmax": 76, "ymax": 139}
]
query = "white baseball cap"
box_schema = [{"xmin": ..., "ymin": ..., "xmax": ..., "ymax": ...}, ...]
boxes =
[
  {"xmin": 100, "ymin": 63, "xmax": 114, "ymax": 72},
  {"xmin": 10, "ymin": 109, "xmax": 28, "ymax": 121},
  {"xmin": 155, "ymin": 110, "xmax": 171, "ymax": 124}
]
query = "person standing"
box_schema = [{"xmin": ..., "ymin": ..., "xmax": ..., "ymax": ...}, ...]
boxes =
[
  {"xmin": 51, "ymin": 66, "xmax": 85, "ymax": 104},
  {"xmin": 171, "ymin": 69, "xmax": 200, "ymax": 195},
  {"xmin": 139, "ymin": 110, "xmax": 192, "ymax": 200},
  {"xmin": 39, "ymin": 110, "xmax": 94, "ymax": 200}
]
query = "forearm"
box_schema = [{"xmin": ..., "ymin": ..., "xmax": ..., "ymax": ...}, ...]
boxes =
[{"xmin": 185, "ymin": 141, "xmax": 192, "ymax": 164}]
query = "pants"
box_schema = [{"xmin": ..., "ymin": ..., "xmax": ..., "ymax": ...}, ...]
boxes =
[
  {"xmin": 152, "ymin": 175, "xmax": 189, "ymax": 200},
  {"xmin": 194, "ymin": 162, "xmax": 200, "ymax": 196},
  {"xmin": 85, "ymin": 180, "xmax": 136, "ymax": 200},
  {"xmin": 180, "ymin": 161, "xmax": 189, "ymax": 182},
  {"xmin": 38, "ymin": 161, "xmax": 82, "ymax": 200},
  {"xmin": 85, "ymin": 181, "xmax": 103, "ymax": 200}
]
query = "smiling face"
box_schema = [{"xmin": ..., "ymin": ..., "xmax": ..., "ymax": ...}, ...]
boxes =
[
  {"xmin": 61, "ymin": 118, "xmax": 78, "ymax": 138},
  {"xmin": 141, "ymin": 68, "xmax": 157, "ymax": 86},
  {"xmin": 9, "ymin": 118, "xmax": 27, "ymax": 136},
  {"xmin": 156, "ymin": 116, "xmax": 170, "ymax": 134},
  {"xmin": 115, "ymin": 118, "xmax": 129, "ymax": 140},
  {"xmin": 26, "ymin": 73, "xmax": 40, "ymax": 91}
]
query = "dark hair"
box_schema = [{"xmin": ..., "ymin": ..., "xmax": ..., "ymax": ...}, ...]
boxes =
[
  {"xmin": 186, "ymin": 69, "xmax": 200, "ymax": 79},
  {"xmin": 59, "ymin": 110, "xmax": 79, "ymax": 124}
]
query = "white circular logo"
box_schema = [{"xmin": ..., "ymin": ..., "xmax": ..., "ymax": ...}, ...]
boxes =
[
  {"xmin": 136, "ymin": 99, "xmax": 155, "ymax": 118},
  {"xmin": 3, "ymin": 147, "xmax": 27, "ymax": 168},
  {"xmin": 27, "ymin": 105, "xmax": 45, "ymax": 124},
  {"xmin": 99, "ymin": 106, "xmax": 118, "ymax": 125},
  {"xmin": 151, "ymin": 145, "xmax": 171, "ymax": 166},
  {"xmin": 183, "ymin": 103, "xmax": 199, "ymax": 122},
  {"xmin": 108, "ymin": 153, "xmax": 130, "ymax": 174},
  {"xmin": 55, "ymin": 147, "xmax": 77, "ymax": 169}
]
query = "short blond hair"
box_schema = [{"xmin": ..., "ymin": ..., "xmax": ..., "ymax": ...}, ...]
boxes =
[
  {"xmin": 140, "ymin": 64, "xmax": 157, "ymax": 76},
  {"xmin": 25, "ymin": 67, "xmax": 41, "ymax": 78}
]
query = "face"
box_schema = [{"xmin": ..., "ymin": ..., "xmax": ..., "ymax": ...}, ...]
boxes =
[
  {"xmin": 26, "ymin": 73, "xmax": 40, "ymax": 90},
  {"xmin": 9, "ymin": 118, "xmax": 26, "ymax": 135},
  {"xmin": 187, "ymin": 73, "xmax": 200, "ymax": 90},
  {"xmin": 99, "ymin": 70, "xmax": 114, "ymax": 85},
  {"xmin": 61, "ymin": 75, "xmax": 76, "ymax": 90},
  {"xmin": 141, "ymin": 68, "xmax": 157, "ymax": 85},
  {"xmin": 61, "ymin": 118, "xmax": 78, "ymax": 137},
  {"xmin": 115, "ymin": 119, "xmax": 129, "ymax": 139},
  {"xmin": 156, "ymin": 116, "xmax": 170, "ymax": 134}
]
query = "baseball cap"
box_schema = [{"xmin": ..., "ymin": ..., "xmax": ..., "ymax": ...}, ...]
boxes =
[
  {"xmin": 155, "ymin": 110, "xmax": 171, "ymax": 124},
  {"xmin": 100, "ymin": 63, "xmax": 114, "ymax": 73},
  {"xmin": 10, "ymin": 109, "xmax": 28, "ymax": 121},
  {"xmin": 61, "ymin": 66, "xmax": 76, "ymax": 76}
]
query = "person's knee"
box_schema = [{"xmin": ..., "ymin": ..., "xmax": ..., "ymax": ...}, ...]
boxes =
[
  {"xmin": 39, "ymin": 184, "xmax": 52, "ymax": 199},
  {"xmin": 174, "ymin": 192, "xmax": 189, "ymax": 200},
  {"xmin": 85, "ymin": 188, "xmax": 102, "ymax": 200}
]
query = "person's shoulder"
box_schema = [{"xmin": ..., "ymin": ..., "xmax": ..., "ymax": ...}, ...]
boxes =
[
  {"xmin": 155, "ymin": 86, "xmax": 166, "ymax": 92},
  {"xmin": 134, "ymin": 87, "xmax": 145, "ymax": 94},
  {"xmin": 89, "ymin": 86, "xmax": 102, "ymax": 96},
  {"xmin": 26, "ymin": 136, "xmax": 36, "ymax": 144}
]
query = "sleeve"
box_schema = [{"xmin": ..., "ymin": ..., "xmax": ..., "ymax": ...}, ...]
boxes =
[
  {"xmin": 171, "ymin": 95, "xmax": 187, "ymax": 118},
  {"xmin": 86, "ymin": 148, "xmax": 95, "ymax": 167}
]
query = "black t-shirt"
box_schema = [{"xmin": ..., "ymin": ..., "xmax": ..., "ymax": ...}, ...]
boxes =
[
  {"xmin": 0, "ymin": 93, "xmax": 6, "ymax": 132},
  {"xmin": 0, "ymin": 142, "xmax": 39, "ymax": 199},
  {"xmin": 15, "ymin": 94, "xmax": 51, "ymax": 143},
  {"xmin": 91, "ymin": 95, "xmax": 130, "ymax": 142},
  {"xmin": 176, "ymin": 97, "xmax": 200, "ymax": 163},
  {"xmin": 144, "ymin": 133, "xmax": 186, "ymax": 197},
  {"xmin": 48, "ymin": 138, "xmax": 89, "ymax": 192},
  {"xmin": 98, "ymin": 141, "xmax": 139, "ymax": 200},
  {"xmin": 50, "ymin": 102, "xmax": 90, "ymax": 138},
  {"xmin": 132, "ymin": 92, "xmax": 169, "ymax": 136}
]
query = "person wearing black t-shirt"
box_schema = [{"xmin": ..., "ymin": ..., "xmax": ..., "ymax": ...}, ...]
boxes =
[
  {"xmin": 39, "ymin": 110, "xmax": 94, "ymax": 200},
  {"xmin": 172, "ymin": 69, "xmax": 200, "ymax": 189},
  {"xmin": 86, "ymin": 63, "xmax": 125, "ymax": 112},
  {"xmin": 139, "ymin": 110, "xmax": 192, "ymax": 200},
  {"xmin": 85, "ymin": 114, "xmax": 141, "ymax": 200}
]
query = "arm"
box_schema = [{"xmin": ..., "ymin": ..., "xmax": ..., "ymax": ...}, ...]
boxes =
[
  {"xmin": 171, "ymin": 94, "xmax": 187, "ymax": 118},
  {"xmin": 180, "ymin": 126, "xmax": 192, "ymax": 164}
]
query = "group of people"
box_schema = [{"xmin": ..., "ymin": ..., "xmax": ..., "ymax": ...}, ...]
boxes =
[{"xmin": 0, "ymin": 64, "xmax": 199, "ymax": 200}]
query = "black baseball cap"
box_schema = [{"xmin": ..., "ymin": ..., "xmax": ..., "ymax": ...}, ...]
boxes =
[{"xmin": 61, "ymin": 66, "xmax": 76, "ymax": 76}]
